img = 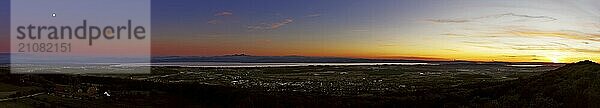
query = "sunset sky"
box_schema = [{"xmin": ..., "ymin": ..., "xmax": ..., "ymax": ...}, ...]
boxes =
[{"xmin": 3, "ymin": 0, "xmax": 600, "ymax": 63}]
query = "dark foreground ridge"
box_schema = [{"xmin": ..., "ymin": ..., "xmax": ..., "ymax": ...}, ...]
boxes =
[
  {"xmin": 0, "ymin": 60, "xmax": 598, "ymax": 107},
  {"xmin": 490, "ymin": 60, "xmax": 600, "ymax": 107},
  {"xmin": 441, "ymin": 60, "xmax": 600, "ymax": 107},
  {"xmin": 376, "ymin": 60, "xmax": 600, "ymax": 107}
]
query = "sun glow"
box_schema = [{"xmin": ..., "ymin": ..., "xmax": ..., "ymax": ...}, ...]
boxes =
[
  {"xmin": 545, "ymin": 52, "xmax": 566, "ymax": 63},
  {"xmin": 549, "ymin": 57, "xmax": 560, "ymax": 63}
]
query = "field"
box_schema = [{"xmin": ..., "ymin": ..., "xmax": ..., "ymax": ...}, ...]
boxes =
[{"xmin": 129, "ymin": 64, "xmax": 560, "ymax": 96}]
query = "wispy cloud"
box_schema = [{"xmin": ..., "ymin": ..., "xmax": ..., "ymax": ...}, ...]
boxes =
[
  {"xmin": 207, "ymin": 11, "xmax": 233, "ymax": 24},
  {"xmin": 462, "ymin": 39, "xmax": 600, "ymax": 53},
  {"xmin": 426, "ymin": 13, "xmax": 557, "ymax": 23},
  {"xmin": 574, "ymin": 48, "xmax": 600, "ymax": 53},
  {"xmin": 426, "ymin": 19, "xmax": 469, "ymax": 23},
  {"xmin": 444, "ymin": 49, "xmax": 459, "ymax": 52},
  {"xmin": 440, "ymin": 33, "xmax": 468, "ymax": 37},
  {"xmin": 272, "ymin": 18, "xmax": 294, "ymax": 29},
  {"xmin": 501, "ymin": 55, "xmax": 539, "ymax": 58},
  {"xmin": 502, "ymin": 29, "xmax": 599, "ymax": 41},
  {"xmin": 214, "ymin": 11, "xmax": 233, "ymax": 16},
  {"xmin": 451, "ymin": 28, "xmax": 600, "ymax": 42},
  {"xmin": 248, "ymin": 18, "xmax": 294, "ymax": 31},
  {"xmin": 207, "ymin": 19, "xmax": 220, "ymax": 24},
  {"xmin": 434, "ymin": 12, "xmax": 600, "ymax": 54}
]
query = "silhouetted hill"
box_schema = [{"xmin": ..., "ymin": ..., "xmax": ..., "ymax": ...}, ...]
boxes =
[{"xmin": 478, "ymin": 60, "xmax": 600, "ymax": 107}]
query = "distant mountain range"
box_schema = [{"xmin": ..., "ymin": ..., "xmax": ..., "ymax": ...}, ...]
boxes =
[
  {"xmin": 0, "ymin": 53, "xmax": 8, "ymax": 64},
  {"xmin": 152, "ymin": 55, "xmax": 425, "ymax": 63}
]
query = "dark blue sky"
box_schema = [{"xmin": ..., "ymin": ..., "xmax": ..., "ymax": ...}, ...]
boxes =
[{"xmin": 151, "ymin": 0, "xmax": 422, "ymax": 38}]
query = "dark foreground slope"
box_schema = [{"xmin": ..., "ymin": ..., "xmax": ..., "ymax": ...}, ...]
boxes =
[
  {"xmin": 476, "ymin": 60, "xmax": 600, "ymax": 107},
  {"xmin": 0, "ymin": 61, "xmax": 598, "ymax": 108}
]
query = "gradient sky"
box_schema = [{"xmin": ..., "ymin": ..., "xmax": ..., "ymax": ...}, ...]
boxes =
[{"xmin": 3, "ymin": 0, "xmax": 600, "ymax": 63}]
